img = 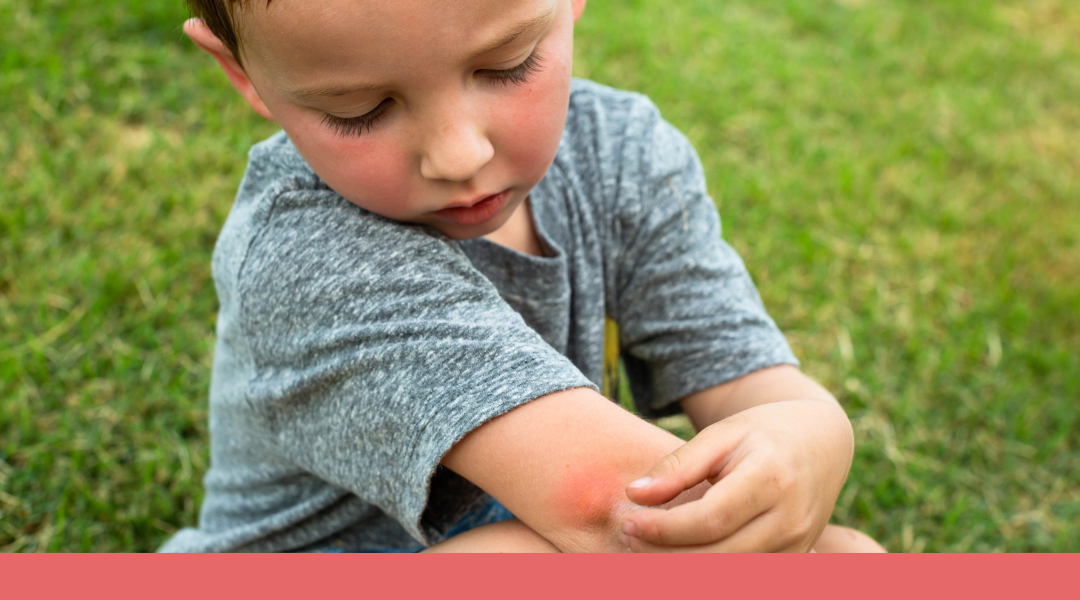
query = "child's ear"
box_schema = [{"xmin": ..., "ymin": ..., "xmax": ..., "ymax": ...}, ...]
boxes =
[
  {"xmin": 572, "ymin": 0, "xmax": 587, "ymax": 22},
  {"xmin": 183, "ymin": 18, "xmax": 275, "ymax": 121}
]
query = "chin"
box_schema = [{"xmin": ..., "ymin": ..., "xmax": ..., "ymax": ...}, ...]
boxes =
[{"xmin": 434, "ymin": 218, "xmax": 509, "ymax": 241}]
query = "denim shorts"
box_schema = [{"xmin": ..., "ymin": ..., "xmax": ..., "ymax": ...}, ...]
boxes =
[
  {"xmin": 315, "ymin": 498, "xmax": 516, "ymax": 553},
  {"xmin": 441, "ymin": 497, "xmax": 516, "ymax": 539}
]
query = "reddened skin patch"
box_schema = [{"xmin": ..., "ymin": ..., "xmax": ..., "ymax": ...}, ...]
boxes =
[{"xmin": 554, "ymin": 465, "xmax": 629, "ymax": 533}]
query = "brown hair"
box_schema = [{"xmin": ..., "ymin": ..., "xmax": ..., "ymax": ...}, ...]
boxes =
[{"xmin": 185, "ymin": 0, "xmax": 268, "ymax": 64}]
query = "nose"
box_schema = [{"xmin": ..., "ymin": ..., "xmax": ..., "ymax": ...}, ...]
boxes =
[{"xmin": 419, "ymin": 109, "xmax": 494, "ymax": 182}]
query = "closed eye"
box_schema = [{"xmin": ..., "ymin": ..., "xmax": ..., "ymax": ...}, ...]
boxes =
[
  {"xmin": 320, "ymin": 51, "xmax": 545, "ymax": 138},
  {"xmin": 480, "ymin": 51, "xmax": 544, "ymax": 86},
  {"xmin": 321, "ymin": 98, "xmax": 393, "ymax": 138}
]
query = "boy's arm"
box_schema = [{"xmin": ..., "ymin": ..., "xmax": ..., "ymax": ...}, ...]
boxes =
[
  {"xmin": 679, "ymin": 364, "xmax": 840, "ymax": 429},
  {"xmin": 441, "ymin": 386, "xmax": 707, "ymax": 553}
]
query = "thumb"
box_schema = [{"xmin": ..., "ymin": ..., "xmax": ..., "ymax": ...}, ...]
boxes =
[{"xmin": 625, "ymin": 422, "xmax": 742, "ymax": 506}]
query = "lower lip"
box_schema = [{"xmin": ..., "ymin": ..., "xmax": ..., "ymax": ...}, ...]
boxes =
[{"xmin": 434, "ymin": 191, "xmax": 510, "ymax": 226}]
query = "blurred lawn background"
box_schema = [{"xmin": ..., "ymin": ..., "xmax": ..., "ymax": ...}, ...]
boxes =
[{"xmin": 2, "ymin": 0, "xmax": 1078, "ymax": 552}]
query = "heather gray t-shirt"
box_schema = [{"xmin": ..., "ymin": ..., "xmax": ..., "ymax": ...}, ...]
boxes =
[{"xmin": 160, "ymin": 79, "xmax": 797, "ymax": 553}]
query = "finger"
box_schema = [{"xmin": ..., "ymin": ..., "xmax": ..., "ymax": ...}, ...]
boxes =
[
  {"xmin": 622, "ymin": 534, "xmax": 711, "ymax": 553},
  {"xmin": 626, "ymin": 511, "xmax": 799, "ymax": 554},
  {"xmin": 623, "ymin": 461, "xmax": 779, "ymax": 546},
  {"xmin": 703, "ymin": 509, "xmax": 814, "ymax": 553},
  {"xmin": 625, "ymin": 421, "xmax": 744, "ymax": 506}
]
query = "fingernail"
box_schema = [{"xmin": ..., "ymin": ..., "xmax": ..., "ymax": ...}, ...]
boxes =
[
  {"xmin": 622, "ymin": 521, "xmax": 638, "ymax": 537},
  {"xmin": 620, "ymin": 534, "xmax": 632, "ymax": 548},
  {"xmin": 628, "ymin": 476, "xmax": 652, "ymax": 489}
]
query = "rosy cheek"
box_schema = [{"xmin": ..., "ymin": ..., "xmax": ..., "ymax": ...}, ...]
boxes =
[
  {"xmin": 494, "ymin": 64, "xmax": 571, "ymax": 182},
  {"xmin": 338, "ymin": 145, "xmax": 411, "ymax": 208},
  {"xmin": 291, "ymin": 125, "xmax": 415, "ymax": 218}
]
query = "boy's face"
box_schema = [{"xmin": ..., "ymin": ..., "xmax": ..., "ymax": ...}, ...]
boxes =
[{"xmin": 195, "ymin": 0, "xmax": 585, "ymax": 240}]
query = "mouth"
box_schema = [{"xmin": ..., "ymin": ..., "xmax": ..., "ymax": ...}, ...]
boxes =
[{"xmin": 434, "ymin": 190, "xmax": 510, "ymax": 227}]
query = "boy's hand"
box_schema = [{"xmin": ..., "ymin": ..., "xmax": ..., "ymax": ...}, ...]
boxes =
[{"xmin": 620, "ymin": 398, "xmax": 853, "ymax": 552}]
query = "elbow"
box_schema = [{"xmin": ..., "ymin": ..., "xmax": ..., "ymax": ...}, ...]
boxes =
[{"xmin": 544, "ymin": 464, "xmax": 636, "ymax": 552}]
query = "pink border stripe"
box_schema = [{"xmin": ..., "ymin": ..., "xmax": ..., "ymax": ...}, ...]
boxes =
[{"xmin": 4, "ymin": 554, "xmax": 1077, "ymax": 600}]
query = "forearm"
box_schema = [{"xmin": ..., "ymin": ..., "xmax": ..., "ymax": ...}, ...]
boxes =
[
  {"xmin": 680, "ymin": 364, "xmax": 845, "ymax": 431},
  {"xmin": 442, "ymin": 387, "xmax": 704, "ymax": 553}
]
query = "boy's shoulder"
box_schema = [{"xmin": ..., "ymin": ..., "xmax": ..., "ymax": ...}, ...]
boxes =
[
  {"xmin": 223, "ymin": 132, "xmax": 444, "ymax": 250},
  {"xmin": 564, "ymin": 78, "xmax": 665, "ymax": 150},
  {"xmin": 568, "ymin": 78, "xmax": 658, "ymax": 117},
  {"xmin": 561, "ymin": 79, "xmax": 699, "ymax": 192},
  {"xmin": 212, "ymin": 134, "xmax": 465, "ymax": 307},
  {"xmin": 236, "ymin": 130, "xmax": 324, "ymax": 210}
]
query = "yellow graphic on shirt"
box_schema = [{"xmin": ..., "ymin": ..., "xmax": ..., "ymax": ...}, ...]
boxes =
[{"xmin": 602, "ymin": 316, "xmax": 621, "ymax": 401}]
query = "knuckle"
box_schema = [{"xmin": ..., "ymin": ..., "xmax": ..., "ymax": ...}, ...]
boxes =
[
  {"xmin": 704, "ymin": 510, "xmax": 727, "ymax": 540},
  {"xmin": 663, "ymin": 453, "xmax": 684, "ymax": 477},
  {"xmin": 639, "ymin": 516, "xmax": 657, "ymax": 539},
  {"xmin": 633, "ymin": 514, "xmax": 660, "ymax": 543},
  {"xmin": 648, "ymin": 518, "xmax": 672, "ymax": 546},
  {"xmin": 771, "ymin": 467, "xmax": 797, "ymax": 495},
  {"xmin": 777, "ymin": 526, "xmax": 801, "ymax": 548},
  {"xmin": 781, "ymin": 514, "xmax": 814, "ymax": 546},
  {"xmin": 793, "ymin": 515, "xmax": 814, "ymax": 539},
  {"xmin": 762, "ymin": 470, "xmax": 783, "ymax": 497}
]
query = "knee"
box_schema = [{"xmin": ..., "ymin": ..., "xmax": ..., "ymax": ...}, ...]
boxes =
[
  {"xmin": 424, "ymin": 519, "xmax": 561, "ymax": 553},
  {"xmin": 813, "ymin": 525, "xmax": 887, "ymax": 553}
]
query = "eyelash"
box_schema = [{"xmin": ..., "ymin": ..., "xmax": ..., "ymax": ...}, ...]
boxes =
[
  {"xmin": 484, "ymin": 51, "xmax": 545, "ymax": 86},
  {"xmin": 322, "ymin": 51, "xmax": 545, "ymax": 138},
  {"xmin": 322, "ymin": 99, "xmax": 392, "ymax": 138}
]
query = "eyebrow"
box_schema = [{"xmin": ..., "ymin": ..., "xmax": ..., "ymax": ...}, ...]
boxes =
[
  {"xmin": 282, "ymin": 4, "xmax": 557, "ymax": 102},
  {"xmin": 284, "ymin": 81, "xmax": 384, "ymax": 101},
  {"xmin": 472, "ymin": 4, "xmax": 557, "ymax": 58}
]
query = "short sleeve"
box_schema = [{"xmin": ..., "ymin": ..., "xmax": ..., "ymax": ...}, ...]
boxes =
[
  {"xmin": 609, "ymin": 103, "xmax": 799, "ymax": 418},
  {"xmin": 235, "ymin": 190, "xmax": 595, "ymax": 545}
]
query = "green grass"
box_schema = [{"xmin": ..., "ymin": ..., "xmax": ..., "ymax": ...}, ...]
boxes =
[{"xmin": 2, "ymin": 0, "xmax": 1078, "ymax": 552}]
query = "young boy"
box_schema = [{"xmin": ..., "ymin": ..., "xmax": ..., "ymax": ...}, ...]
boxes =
[{"xmin": 162, "ymin": 0, "xmax": 884, "ymax": 552}]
